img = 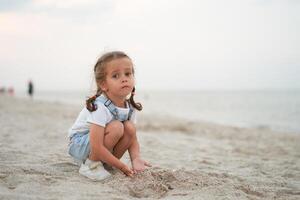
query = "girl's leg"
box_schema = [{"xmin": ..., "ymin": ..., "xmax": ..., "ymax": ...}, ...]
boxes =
[
  {"xmin": 89, "ymin": 120, "xmax": 135, "ymax": 161},
  {"xmin": 89, "ymin": 120, "xmax": 124, "ymax": 161},
  {"xmin": 112, "ymin": 121, "xmax": 136, "ymax": 159},
  {"xmin": 103, "ymin": 120, "xmax": 124, "ymax": 152}
]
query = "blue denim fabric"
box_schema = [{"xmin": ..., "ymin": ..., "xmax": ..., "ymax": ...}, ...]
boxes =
[
  {"xmin": 68, "ymin": 131, "xmax": 90, "ymax": 162},
  {"xmin": 97, "ymin": 95, "xmax": 133, "ymax": 121}
]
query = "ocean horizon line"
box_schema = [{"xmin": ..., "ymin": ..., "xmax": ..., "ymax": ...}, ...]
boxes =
[{"xmin": 23, "ymin": 87, "xmax": 300, "ymax": 93}]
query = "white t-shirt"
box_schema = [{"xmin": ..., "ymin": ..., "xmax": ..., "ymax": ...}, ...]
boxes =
[{"xmin": 68, "ymin": 98, "xmax": 136, "ymax": 138}]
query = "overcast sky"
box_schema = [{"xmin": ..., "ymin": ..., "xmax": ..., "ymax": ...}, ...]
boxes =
[{"xmin": 0, "ymin": 0, "xmax": 299, "ymax": 92}]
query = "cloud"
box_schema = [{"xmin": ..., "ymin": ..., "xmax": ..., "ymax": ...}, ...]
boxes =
[
  {"xmin": 0, "ymin": 0, "xmax": 115, "ymax": 23},
  {"xmin": 32, "ymin": 0, "xmax": 99, "ymax": 8},
  {"xmin": 0, "ymin": 0, "xmax": 31, "ymax": 11},
  {"xmin": 30, "ymin": 0, "xmax": 114, "ymax": 16}
]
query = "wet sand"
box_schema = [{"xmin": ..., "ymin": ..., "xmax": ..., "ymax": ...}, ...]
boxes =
[{"xmin": 0, "ymin": 96, "xmax": 299, "ymax": 199}]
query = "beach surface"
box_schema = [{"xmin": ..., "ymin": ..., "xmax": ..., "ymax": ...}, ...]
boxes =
[{"xmin": 0, "ymin": 96, "xmax": 299, "ymax": 200}]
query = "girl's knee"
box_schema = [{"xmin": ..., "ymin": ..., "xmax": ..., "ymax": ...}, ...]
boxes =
[
  {"xmin": 106, "ymin": 120, "xmax": 124, "ymax": 138},
  {"xmin": 123, "ymin": 121, "xmax": 136, "ymax": 138}
]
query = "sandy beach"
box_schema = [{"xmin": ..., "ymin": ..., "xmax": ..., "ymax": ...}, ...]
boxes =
[{"xmin": 0, "ymin": 95, "xmax": 299, "ymax": 200}]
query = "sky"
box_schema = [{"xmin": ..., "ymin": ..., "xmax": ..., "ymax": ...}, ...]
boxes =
[{"xmin": 0, "ymin": 0, "xmax": 299, "ymax": 92}]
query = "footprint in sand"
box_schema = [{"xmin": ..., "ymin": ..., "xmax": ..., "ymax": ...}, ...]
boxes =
[{"xmin": 0, "ymin": 173, "xmax": 19, "ymax": 190}]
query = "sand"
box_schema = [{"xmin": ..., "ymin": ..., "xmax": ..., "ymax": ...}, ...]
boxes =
[{"xmin": 0, "ymin": 95, "xmax": 299, "ymax": 200}]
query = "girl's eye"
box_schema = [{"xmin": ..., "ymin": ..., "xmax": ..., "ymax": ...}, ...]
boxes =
[
  {"xmin": 112, "ymin": 74, "xmax": 119, "ymax": 79},
  {"xmin": 125, "ymin": 72, "xmax": 132, "ymax": 76}
]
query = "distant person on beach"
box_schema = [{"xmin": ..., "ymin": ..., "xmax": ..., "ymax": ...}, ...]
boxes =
[
  {"xmin": 28, "ymin": 80, "xmax": 34, "ymax": 98},
  {"xmin": 8, "ymin": 87, "xmax": 14, "ymax": 96},
  {"xmin": 68, "ymin": 51, "xmax": 151, "ymax": 181},
  {"xmin": 0, "ymin": 87, "xmax": 5, "ymax": 94}
]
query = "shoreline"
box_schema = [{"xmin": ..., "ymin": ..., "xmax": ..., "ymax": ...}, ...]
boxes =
[
  {"xmin": 9, "ymin": 94, "xmax": 300, "ymax": 135},
  {"xmin": 0, "ymin": 95, "xmax": 299, "ymax": 199}
]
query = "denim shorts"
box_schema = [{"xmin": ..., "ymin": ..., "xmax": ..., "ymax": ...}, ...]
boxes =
[{"xmin": 68, "ymin": 131, "xmax": 90, "ymax": 162}]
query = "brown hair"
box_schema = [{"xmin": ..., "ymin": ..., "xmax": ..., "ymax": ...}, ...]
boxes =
[{"xmin": 86, "ymin": 51, "xmax": 142, "ymax": 112}]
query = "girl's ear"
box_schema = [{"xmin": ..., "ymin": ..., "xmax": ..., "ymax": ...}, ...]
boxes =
[{"xmin": 100, "ymin": 81, "xmax": 108, "ymax": 92}]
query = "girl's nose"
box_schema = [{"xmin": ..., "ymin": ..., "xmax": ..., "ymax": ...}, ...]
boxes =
[{"xmin": 122, "ymin": 76, "xmax": 128, "ymax": 82}]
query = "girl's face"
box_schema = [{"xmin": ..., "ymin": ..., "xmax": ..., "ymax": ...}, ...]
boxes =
[{"xmin": 100, "ymin": 57, "xmax": 135, "ymax": 99}]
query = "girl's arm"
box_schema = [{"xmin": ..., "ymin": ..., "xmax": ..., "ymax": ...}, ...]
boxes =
[
  {"xmin": 128, "ymin": 134, "xmax": 151, "ymax": 173},
  {"xmin": 89, "ymin": 124, "xmax": 133, "ymax": 176},
  {"xmin": 128, "ymin": 137, "xmax": 140, "ymax": 161}
]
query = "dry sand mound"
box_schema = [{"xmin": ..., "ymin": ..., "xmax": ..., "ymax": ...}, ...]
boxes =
[{"xmin": 106, "ymin": 167, "xmax": 205, "ymax": 198}]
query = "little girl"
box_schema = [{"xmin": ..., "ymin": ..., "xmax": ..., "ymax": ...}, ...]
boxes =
[{"xmin": 68, "ymin": 51, "xmax": 150, "ymax": 181}]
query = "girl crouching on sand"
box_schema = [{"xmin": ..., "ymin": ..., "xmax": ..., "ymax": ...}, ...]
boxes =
[{"xmin": 68, "ymin": 51, "xmax": 151, "ymax": 181}]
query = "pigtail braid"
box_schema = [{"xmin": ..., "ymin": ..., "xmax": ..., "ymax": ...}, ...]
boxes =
[
  {"xmin": 86, "ymin": 57, "xmax": 104, "ymax": 112},
  {"xmin": 129, "ymin": 87, "xmax": 143, "ymax": 111},
  {"xmin": 86, "ymin": 87, "xmax": 102, "ymax": 112},
  {"xmin": 86, "ymin": 93, "xmax": 100, "ymax": 112}
]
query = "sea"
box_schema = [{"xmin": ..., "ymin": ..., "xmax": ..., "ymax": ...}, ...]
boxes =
[{"xmin": 17, "ymin": 89, "xmax": 300, "ymax": 133}]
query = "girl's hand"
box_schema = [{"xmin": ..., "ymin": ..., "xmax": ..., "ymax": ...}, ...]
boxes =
[
  {"xmin": 132, "ymin": 157, "xmax": 151, "ymax": 173},
  {"xmin": 120, "ymin": 164, "xmax": 134, "ymax": 177}
]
